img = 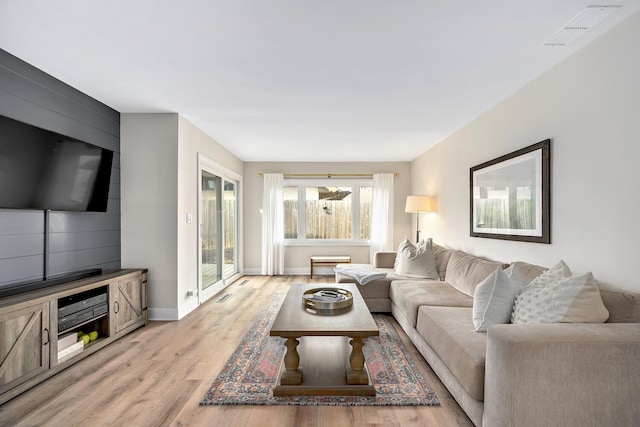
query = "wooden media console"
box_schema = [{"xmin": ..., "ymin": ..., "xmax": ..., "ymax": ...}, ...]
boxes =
[{"xmin": 0, "ymin": 269, "xmax": 147, "ymax": 404}]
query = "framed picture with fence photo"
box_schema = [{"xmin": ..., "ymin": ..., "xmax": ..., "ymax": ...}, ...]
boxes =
[{"xmin": 470, "ymin": 139, "xmax": 550, "ymax": 244}]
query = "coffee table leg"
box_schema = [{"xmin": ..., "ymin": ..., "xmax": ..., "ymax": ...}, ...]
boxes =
[
  {"xmin": 280, "ymin": 337, "xmax": 303, "ymax": 385},
  {"xmin": 347, "ymin": 337, "xmax": 369, "ymax": 385}
]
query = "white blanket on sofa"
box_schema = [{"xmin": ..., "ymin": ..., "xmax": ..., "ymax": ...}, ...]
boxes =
[{"xmin": 334, "ymin": 266, "xmax": 387, "ymax": 286}]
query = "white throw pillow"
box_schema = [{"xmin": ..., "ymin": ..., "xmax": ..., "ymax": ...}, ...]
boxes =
[
  {"xmin": 511, "ymin": 261, "xmax": 609, "ymax": 324},
  {"xmin": 526, "ymin": 259, "xmax": 572, "ymax": 288},
  {"xmin": 394, "ymin": 238, "xmax": 439, "ymax": 279},
  {"xmin": 393, "ymin": 237, "xmax": 407, "ymax": 270},
  {"xmin": 473, "ymin": 265, "xmax": 525, "ymax": 332}
]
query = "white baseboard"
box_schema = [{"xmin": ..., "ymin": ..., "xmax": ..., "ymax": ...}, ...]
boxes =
[
  {"xmin": 243, "ymin": 268, "xmax": 311, "ymax": 275},
  {"xmin": 178, "ymin": 298, "xmax": 199, "ymax": 320},
  {"xmin": 148, "ymin": 307, "xmax": 179, "ymax": 321},
  {"xmin": 242, "ymin": 267, "xmax": 335, "ymax": 277}
]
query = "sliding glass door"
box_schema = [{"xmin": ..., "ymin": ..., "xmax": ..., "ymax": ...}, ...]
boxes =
[
  {"xmin": 201, "ymin": 170, "xmax": 222, "ymax": 293},
  {"xmin": 198, "ymin": 155, "xmax": 241, "ymax": 302},
  {"xmin": 222, "ymin": 179, "xmax": 237, "ymax": 278}
]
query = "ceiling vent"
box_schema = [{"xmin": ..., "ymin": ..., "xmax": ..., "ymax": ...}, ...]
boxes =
[{"xmin": 544, "ymin": 5, "xmax": 622, "ymax": 46}]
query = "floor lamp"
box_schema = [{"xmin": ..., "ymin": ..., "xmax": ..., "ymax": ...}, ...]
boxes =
[{"xmin": 405, "ymin": 195, "xmax": 435, "ymax": 242}]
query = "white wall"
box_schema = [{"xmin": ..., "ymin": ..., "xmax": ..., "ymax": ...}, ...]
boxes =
[
  {"xmin": 243, "ymin": 161, "xmax": 412, "ymax": 275},
  {"xmin": 177, "ymin": 116, "xmax": 243, "ymax": 317},
  {"xmin": 411, "ymin": 12, "xmax": 640, "ymax": 291},
  {"xmin": 121, "ymin": 114, "xmax": 179, "ymax": 318},
  {"xmin": 121, "ymin": 113, "xmax": 243, "ymax": 320}
]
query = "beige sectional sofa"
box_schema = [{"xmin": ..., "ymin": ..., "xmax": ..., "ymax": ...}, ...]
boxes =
[{"xmin": 335, "ymin": 244, "xmax": 640, "ymax": 427}]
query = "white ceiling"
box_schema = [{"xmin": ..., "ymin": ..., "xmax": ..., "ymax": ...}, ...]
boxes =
[{"xmin": 1, "ymin": 1, "xmax": 639, "ymax": 162}]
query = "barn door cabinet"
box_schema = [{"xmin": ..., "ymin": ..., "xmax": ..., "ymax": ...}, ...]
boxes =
[
  {"xmin": 110, "ymin": 274, "xmax": 147, "ymax": 335},
  {"xmin": 0, "ymin": 269, "xmax": 147, "ymax": 405},
  {"xmin": 0, "ymin": 302, "xmax": 50, "ymax": 396}
]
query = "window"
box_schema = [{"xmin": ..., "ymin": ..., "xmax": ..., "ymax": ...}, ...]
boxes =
[{"xmin": 284, "ymin": 179, "xmax": 372, "ymax": 245}]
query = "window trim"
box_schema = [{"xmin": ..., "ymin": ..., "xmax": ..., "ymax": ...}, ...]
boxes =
[{"xmin": 283, "ymin": 178, "xmax": 372, "ymax": 246}]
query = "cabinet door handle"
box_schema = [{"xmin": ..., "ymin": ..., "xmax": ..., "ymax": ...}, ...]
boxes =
[
  {"xmin": 43, "ymin": 328, "xmax": 50, "ymax": 345},
  {"xmin": 114, "ymin": 301, "xmax": 119, "ymax": 314}
]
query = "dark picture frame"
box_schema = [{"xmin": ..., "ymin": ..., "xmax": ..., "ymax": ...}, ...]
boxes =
[{"xmin": 470, "ymin": 139, "xmax": 550, "ymax": 244}]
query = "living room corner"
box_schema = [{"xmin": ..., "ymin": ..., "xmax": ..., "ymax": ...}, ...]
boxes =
[{"xmin": 409, "ymin": 8, "xmax": 640, "ymax": 292}]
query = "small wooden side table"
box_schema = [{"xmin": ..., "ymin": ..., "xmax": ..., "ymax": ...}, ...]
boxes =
[{"xmin": 310, "ymin": 255, "xmax": 351, "ymax": 279}]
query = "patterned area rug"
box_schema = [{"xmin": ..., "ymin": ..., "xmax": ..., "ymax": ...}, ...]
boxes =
[{"xmin": 200, "ymin": 295, "xmax": 439, "ymax": 406}]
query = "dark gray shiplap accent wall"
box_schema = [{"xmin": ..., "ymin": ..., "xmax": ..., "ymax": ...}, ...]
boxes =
[{"xmin": 0, "ymin": 48, "xmax": 121, "ymax": 286}]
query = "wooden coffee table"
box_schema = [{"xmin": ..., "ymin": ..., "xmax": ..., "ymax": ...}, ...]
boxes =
[{"xmin": 269, "ymin": 283, "xmax": 379, "ymax": 396}]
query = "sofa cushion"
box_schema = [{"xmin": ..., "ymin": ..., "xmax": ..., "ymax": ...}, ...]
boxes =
[
  {"xmin": 374, "ymin": 252, "xmax": 397, "ymax": 269},
  {"xmin": 444, "ymin": 251, "xmax": 508, "ymax": 297},
  {"xmin": 356, "ymin": 278, "xmax": 393, "ymax": 302},
  {"xmin": 433, "ymin": 243, "xmax": 454, "ymax": 281},
  {"xmin": 598, "ymin": 284, "xmax": 640, "ymax": 323},
  {"xmin": 394, "ymin": 238, "xmax": 439, "ymax": 279},
  {"xmin": 509, "ymin": 261, "xmax": 547, "ymax": 285},
  {"xmin": 390, "ymin": 280, "xmax": 473, "ymax": 327},
  {"xmin": 472, "ymin": 266, "xmax": 525, "ymax": 332},
  {"xmin": 416, "ymin": 306, "xmax": 486, "ymax": 401}
]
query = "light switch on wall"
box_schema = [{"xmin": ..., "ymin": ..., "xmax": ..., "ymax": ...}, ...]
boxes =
[{"xmin": 186, "ymin": 213, "xmax": 193, "ymax": 223}]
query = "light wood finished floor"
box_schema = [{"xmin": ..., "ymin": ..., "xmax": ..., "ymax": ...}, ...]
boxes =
[{"xmin": 0, "ymin": 275, "xmax": 473, "ymax": 427}]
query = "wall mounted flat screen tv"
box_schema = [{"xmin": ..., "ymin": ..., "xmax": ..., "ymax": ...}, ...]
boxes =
[{"xmin": 0, "ymin": 115, "xmax": 113, "ymax": 212}]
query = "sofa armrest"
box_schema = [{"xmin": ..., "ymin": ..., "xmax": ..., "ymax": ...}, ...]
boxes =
[
  {"xmin": 374, "ymin": 251, "xmax": 397, "ymax": 269},
  {"xmin": 484, "ymin": 323, "xmax": 640, "ymax": 427}
]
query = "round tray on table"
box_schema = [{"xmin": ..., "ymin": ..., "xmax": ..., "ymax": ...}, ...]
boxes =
[{"xmin": 302, "ymin": 287, "xmax": 353, "ymax": 310}]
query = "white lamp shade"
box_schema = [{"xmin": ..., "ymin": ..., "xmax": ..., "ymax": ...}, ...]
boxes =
[{"xmin": 405, "ymin": 195, "xmax": 435, "ymax": 213}]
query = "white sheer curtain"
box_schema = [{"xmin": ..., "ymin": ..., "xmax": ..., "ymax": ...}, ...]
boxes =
[
  {"xmin": 261, "ymin": 173, "xmax": 285, "ymax": 275},
  {"xmin": 369, "ymin": 173, "xmax": 394, "ymax": 261}
]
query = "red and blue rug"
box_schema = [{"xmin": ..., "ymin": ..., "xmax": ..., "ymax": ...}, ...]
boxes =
[{"xmin": 200, "ymin": 295, "xmax": 439, "ymax": 406}]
